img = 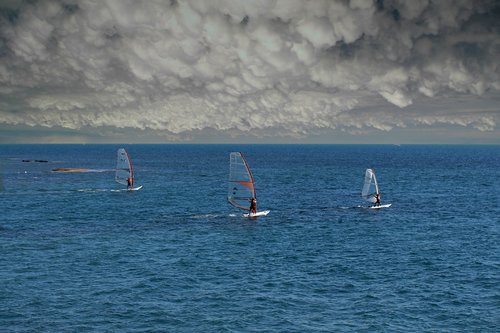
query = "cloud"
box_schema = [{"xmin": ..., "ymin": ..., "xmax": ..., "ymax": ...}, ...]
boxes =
[{"xmin": 0, "ymin": 0, "xmax": 499, "ymax": 141}]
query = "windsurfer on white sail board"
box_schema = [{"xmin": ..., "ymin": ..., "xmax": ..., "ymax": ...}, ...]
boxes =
[
  {"xmin": 375, "ymin": 193, "xmax": 381, "ymax": 206},
  {"xmin": 127, "ymin": 177, "xmax": 133, "ymax": 190}
]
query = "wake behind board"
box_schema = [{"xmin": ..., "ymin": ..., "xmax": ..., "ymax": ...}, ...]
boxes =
[
  {"xmin": 369, "ymin": 203, "xmax": 391, "ymax": 209},
  {"xmin": 244, "ymin": 210, "xmax": 270, "ymax": 218}
]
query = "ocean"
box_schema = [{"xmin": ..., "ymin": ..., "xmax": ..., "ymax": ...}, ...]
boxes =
[{"xmin": 1, "ymin": 144, "xmax": 499, "ymax": 332}]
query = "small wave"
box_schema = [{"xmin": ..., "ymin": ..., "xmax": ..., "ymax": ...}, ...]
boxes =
[
  {"xmin": 191, "ymin": 213, "xmax": 220, "ymax": 219},
  {"xmin": 77, "ymin": 188, "xmax": 114, "ymax": 192},
  {"xmin": 330, "ymin": 205, "xmax": 364, "ymax": 210},
  {"xmin": 52, "ymin": 168, "xmax": 114, "ymax": 173}
]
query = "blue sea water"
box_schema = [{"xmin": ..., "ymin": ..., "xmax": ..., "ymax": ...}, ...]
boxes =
[{"xmin": 0, "ymin": 144, "xmax": 499, "ymax": 332}]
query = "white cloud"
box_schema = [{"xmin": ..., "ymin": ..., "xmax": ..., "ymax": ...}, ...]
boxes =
[{"xmin": 0, "ymin": 0, "xmax": 499, "ymax": 142}]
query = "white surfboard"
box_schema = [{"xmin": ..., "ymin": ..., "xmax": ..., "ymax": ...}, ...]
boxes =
[
  {"xmin": 244, "ymin": 210, "xmax": 270, "ymax": 218},
  {"xmin": 369, "ymin": 203, "xmax": 391, "ymax": 209},
  {"xmin": 127, "ymin": 185, "xmax": 143, "ymax": 191}
]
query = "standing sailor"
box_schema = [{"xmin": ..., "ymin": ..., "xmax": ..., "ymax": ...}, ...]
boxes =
[{"xmin": 249, "ymin": 198, "xmax": 257, "ymax": 214}]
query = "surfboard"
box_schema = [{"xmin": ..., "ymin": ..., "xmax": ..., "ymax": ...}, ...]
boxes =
[
  {"xmin": 227, "ymin": 152, "xmax": 269, "ymax": 218},
  {"xmin": 127, "ymin": 185, "xmax": 143, "ymax": 191},
  {"xmin": 369, "ymin": 204, "xmax": 392, "ymax": 209},
  {"xmin": 244, "ymin": 210, "xmax": 270, "ymax": 218},
  {"xmin": 361, "ymin": 168, "xmax": 390, "ymax": 209}
]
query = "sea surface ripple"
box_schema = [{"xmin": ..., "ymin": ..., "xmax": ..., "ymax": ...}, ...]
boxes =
[{"xmin": 1, "ymin": 144, "xmax": 499, "ymax": 332}]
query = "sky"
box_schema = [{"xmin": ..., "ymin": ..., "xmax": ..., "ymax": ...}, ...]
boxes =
[{"xmin": 0, "ymin": 0, "xmax": 499, "ymax": 144}]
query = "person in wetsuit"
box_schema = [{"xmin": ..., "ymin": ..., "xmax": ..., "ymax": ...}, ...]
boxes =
[{"xmin": 249, "ymin": 197, "xmax": 257, "ymax": 214}]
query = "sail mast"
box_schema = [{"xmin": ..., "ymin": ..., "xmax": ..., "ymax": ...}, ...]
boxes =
[
  {"xmin": 372, "ymin": 171, "xmax": 379, "ymax": 195},
  {"xmin": 240, "ymin": 152, "xmax": 256, "ymax": 200},
  {"xmin": 125, "ymin": 149, "xmax": 134, "ymax": 183}
]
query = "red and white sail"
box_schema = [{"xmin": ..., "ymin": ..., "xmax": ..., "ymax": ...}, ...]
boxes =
[{"xmin": 228, "ymin": 152, "xmax": 256, "ymax": 211}]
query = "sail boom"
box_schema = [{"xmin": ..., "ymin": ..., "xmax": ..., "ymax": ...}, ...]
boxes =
[{"xmin": 228, "ymin": 199, "xmax": 251, "ymax": 211}]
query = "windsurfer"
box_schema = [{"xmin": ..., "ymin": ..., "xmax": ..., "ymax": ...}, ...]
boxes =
[
  {"xmin": 375, "ymin": 193, "xmax": 381, "ymax": 206},
  {"xmin": 127, "ymin": 177, "xmax": 133, "ymax": 189},
  {"xmin": 249, "ymin": 198, "xmax": 257, "ymax": 214}
]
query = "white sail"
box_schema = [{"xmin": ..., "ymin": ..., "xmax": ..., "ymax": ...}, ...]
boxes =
[
  {"xmin": 362, "ymin": 168, "xmax": 379, "ymax": 203},
  {"xmin": 115, "ymin": 148, "xmax": 133, "ymax": 187},
  {"xmin": 228, "ymin": 152, "xmax": 256, "ymax": 211}
]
